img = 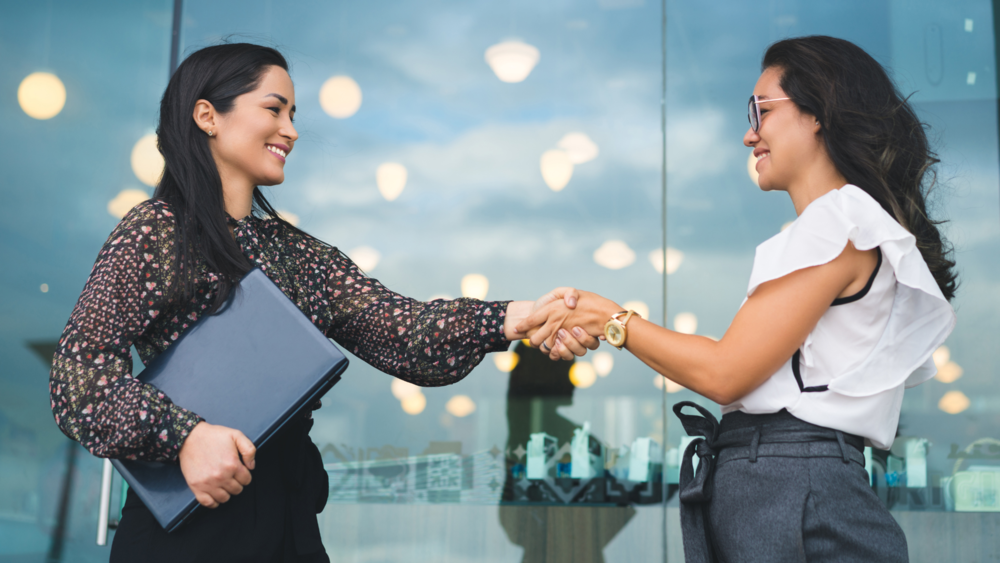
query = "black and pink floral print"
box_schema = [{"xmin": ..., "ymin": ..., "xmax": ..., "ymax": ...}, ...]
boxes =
[{"xmin": 50, "ymin": 200, "xmax": 510, "ymax": 462}]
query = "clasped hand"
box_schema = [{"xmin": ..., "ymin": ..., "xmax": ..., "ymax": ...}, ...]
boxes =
[{"xmin": 521, "ymin": 288, "xmax": 620, "ymax": 361}]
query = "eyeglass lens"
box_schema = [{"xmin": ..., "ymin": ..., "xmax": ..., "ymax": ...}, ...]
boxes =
[{"xmin": 748, "ymin": 96, "xmax": 759, "ymax": 132}]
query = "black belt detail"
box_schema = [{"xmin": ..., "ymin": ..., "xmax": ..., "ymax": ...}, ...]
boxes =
[{"xmin": 792, "ymin": 350, "xmax": 829, "ymax": 393}]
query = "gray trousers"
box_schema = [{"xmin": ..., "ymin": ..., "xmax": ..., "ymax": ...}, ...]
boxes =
[{"xmin": 675, "ymin": 403, "xmax": 908, "ymax": 563}]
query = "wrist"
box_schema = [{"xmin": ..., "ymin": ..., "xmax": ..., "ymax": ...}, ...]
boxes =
[{"xmin": 504, "ymin": 300, "xmax": 533, "ymax": 340}]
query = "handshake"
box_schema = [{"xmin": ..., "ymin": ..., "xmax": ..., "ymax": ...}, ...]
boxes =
[{"xmin": 509, "ymin": 287, "xmax": 637, "ymax": 361}]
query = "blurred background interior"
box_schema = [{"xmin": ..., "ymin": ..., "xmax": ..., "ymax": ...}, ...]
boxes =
[{"xmin": 1, "ymin": 0, "xmax": 998, "ymax": 561}]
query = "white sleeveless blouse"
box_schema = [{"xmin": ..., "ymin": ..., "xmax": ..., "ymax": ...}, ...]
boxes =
[{"xmin": 722, "ymin": 184, "xmax": 956, "ymax": 449}]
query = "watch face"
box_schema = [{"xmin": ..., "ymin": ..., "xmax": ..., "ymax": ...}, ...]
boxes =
[{"xmin": 605, "ymin": 323, "xmax": 625, "ymax": 347}]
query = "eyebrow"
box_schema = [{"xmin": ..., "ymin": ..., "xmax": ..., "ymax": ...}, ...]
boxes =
[{"xmin": 264, "ymin": 93, "xmax": 296, "ymax": 113}]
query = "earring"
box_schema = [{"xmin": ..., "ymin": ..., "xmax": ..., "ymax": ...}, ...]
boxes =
[{"xmin": 207, "ymin": 130, "xmax": 215, "ymax": 137}]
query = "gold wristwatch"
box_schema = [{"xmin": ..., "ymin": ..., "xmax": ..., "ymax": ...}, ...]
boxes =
[{"xmin": 604, "ymin": 310, "xmax": 640, "ymax": 350}]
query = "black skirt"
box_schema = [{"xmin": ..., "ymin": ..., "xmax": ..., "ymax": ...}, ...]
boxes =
[{"xmin": 110, "ymin": 418, "xmax": 330, "ymax": 563}]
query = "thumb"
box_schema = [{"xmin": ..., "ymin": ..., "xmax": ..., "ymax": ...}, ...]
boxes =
[
  {"xmin": 233, "ymin": 431, "xmax": 256, "ymax": 470},
  {"xmin": 562, "ymin": 288, "xmax": 579, "ymax": 309}
]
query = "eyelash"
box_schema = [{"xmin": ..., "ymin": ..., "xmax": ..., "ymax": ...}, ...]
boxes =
[{"xmin": 268, "ymin": 107, "xmax": 295, "ymax": 123}]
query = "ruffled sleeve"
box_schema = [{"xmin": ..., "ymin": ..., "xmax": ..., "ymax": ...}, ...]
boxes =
[{"xmin": 746, "ymin": 184, "xmax": 956, "ymax": 397}]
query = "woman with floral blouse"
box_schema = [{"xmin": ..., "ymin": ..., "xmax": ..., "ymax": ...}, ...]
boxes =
[{"xmin": 49, "ymin": 43, "xmax": 595, "ymax": 563}]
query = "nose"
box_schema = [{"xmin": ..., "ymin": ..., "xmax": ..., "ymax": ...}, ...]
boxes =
[
  {"xmin": 743, "ymin": 126, "xmax": 759, "ymax": 147},
  {"xmin": 281, "ymin": 118, "xmax": 298, "ymax": 144}
]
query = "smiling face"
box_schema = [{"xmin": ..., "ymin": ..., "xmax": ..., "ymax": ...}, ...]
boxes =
[
  {"xmin": 743, "ymin": 66, "xmax": 823, "ymax": 193},
  {"xmin": 200, "ymin": 65, "xmax": 298, "ymax": 190}
]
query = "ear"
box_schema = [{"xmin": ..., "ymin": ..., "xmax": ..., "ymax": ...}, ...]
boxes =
[
  {"xmin": 192, "ymin": 100, "xmax": 217, "ymax": 135},
  {"xmin": 812, "ymin": 116, "xmax": 822, "ymax": 134}
]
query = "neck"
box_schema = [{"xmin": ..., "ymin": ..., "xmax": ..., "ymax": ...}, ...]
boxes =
[
  {"xmin": 218, "ymin": 165, "xmax": 255, "ymax": 220},
  {"xmin": 786, "ymin": 158, "xmax": 848, "ymax": 215}
]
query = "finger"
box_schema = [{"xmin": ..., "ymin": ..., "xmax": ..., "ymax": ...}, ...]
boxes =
[
  {"xmin": 233, "ymin": 463, "xmax": 253, "ymax": 487},
  {"xmin": 528, "ymin": 321, "xmax": 560, "ymax": 348},
  {"xmin": 209, "ymin": 489, "xmax": 231, "ymax": 505},
  {"xmin": 516, "ymin": 303, "xmax": 562, "ymax": 335},
  {"xmin": 195, "ymin": 492, "xmax": 218, "ymax": 508},
  {"xmin": 553, "ymin": 339, "xmax": 575, "ymax": 361},
  {"xmin": 571, "ymin": 327, "xmax": 601, "ymax": 350},
  {"xmin": 221, "ymin": 479, "xmax": 245, "ymax": 497},
  {"xmin": 556, "ymin": 329, "xmax": 588, "ymax": 357},
  {"xmin": 234, "ymin": 432, "xmax": 256, "ymax": 471},
  {"xmin": 562, "ymin": 288, "xmax": 579, "ymax": 309}
]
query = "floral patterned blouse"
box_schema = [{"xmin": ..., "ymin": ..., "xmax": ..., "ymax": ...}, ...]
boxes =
[{"xmin": 50, "ymin": 200, "xmax": 511, "ymax": 463}]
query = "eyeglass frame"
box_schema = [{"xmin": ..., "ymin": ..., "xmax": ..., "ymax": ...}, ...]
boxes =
[{"xmin": 748, "ymin": 95, "xmax": 791, "ymax": 132}]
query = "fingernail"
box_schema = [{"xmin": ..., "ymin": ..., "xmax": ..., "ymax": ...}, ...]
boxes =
[
  {"xmin": 573, "ymin": 327, "xmax": 584, "ymax": 337},
  {"xmin": 557, "ymin": 329, "xmax": 568, "ymax": 340},
  {"xmin": 568, "ymin": 297, "xmax": 577, "ymax": 307}
]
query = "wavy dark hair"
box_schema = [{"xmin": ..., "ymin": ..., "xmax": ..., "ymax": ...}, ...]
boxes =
[
  {"xmin": 154, "ymin": 43, "xmax": 310, "ymax": 311},
  {"xmin": 762, "ymin": 36, "xmax": 957, "ymax": 300}
]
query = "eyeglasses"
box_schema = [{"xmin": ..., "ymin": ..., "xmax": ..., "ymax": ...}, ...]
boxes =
[{"xmin": 748, "ymin": 95, "xmax": 790, "ymax": 132}]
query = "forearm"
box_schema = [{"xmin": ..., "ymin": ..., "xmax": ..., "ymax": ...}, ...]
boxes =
[{"xmin": 504, "ymin": 300, "xmax": 534, "ymax": 340}]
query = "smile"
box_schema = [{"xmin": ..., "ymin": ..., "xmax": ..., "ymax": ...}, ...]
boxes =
[
  {"xmin": 756, "ymin": 151, "xmax": 769, "ymax": 161},
  {"xmin": 266, "ymin": 144, "xmax": 288, "ymax": 162}
]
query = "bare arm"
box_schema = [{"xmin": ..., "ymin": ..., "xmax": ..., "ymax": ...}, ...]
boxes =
[{"xmin": 518, "ymin": 243, "xmax": 877, "ymax": 404}]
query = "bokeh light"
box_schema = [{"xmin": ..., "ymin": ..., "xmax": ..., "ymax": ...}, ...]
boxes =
[
  {"xmin": 276, "ymin": 209, "xmax": 300, "ymax": 226},
  {"xmin": 569, "ymin": 362, "xmax": 597, "ymax": 388},
  {"xmin": 461, "ymin": 274, "xmax": 489, "ymax": 300},
  {"xmin": 747, "ymin": 151, "xmax": 760, "ymax": 186},
  {"xmin": 493, "ymin": 351, "xmax": 520, "ymax": 372},
  {"xmin": 938, "ymin": 390, "xmax": 970, "ymax": 415},
  {"xmin": 376, "ymin": 162, "xmax": 407, "ymax": 201},
  {"xmin": 674, "ymin": 312, "xmax": 698, "ymax": 335},
  {"xmin": 484, "ymin": 40, "xmax": 540, "ymax": 83},
  {"xmin": 540, "ymin": 149, "xmax": 573, "ymax": 191},
  {"xmin": 348, "ymin": 246, "xmax": 381, "ymax": 272},
  {"xmin": 319, "ymin": 75, "xmax": 362, "ymax": 118},
  {"xmin": 391, "ymin": 378, "xmax": 421, "ymax": 400},
  {"xmin": 650, "ymin": 247, "xmax": 684, "ymax": 275},
  {"xmin": 107, "ymin": 189, "xmax": 150, "ymax": 219},
  {"xmin": 446, "ymin": 395, "xmax": 476, "ymax": 417},
  {"xmin": 592, "ymin": 351, "xmax": 614, "ymax": 377},
  {"xmin": 401, "ymin": 392, "xmax": 427, "ymax": 415},
  {"xmin": 18, "ymin": 72, "xmax": 66, "ymax": 120},
  {"xmin": 622, "ymin": 301, "xmax": 650, "ymax": 322},
  {"xmin": 131, "ymin": 134, "xmax": 164, "ymax": 187},
  {"xmin": 593, "ymin": 240, "xmax": 636, "ymax": 270}
]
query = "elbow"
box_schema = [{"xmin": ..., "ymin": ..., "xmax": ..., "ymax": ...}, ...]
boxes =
[{"xmin": 686, "ymin": 365, "xmax": 744, "ymax": 406}]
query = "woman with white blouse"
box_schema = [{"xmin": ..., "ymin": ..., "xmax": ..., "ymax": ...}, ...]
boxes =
[{"xmin": 520, "ymin": 36, "xmax": 957, "ymax": 562}]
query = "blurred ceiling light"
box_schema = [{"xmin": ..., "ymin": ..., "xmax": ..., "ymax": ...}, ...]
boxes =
[
  {"xmin": 131, "ymin": 134, "xmax": 164, "ymax": 187},
  {"xmin": 569, "ymin": 362, "xmax": 597, "ymax": 388},
  {"xmin": 666, "ymin": 379, "xmax": 685, "ymax": 393},
  {"xmin": 40, "ymin": 283, "xmax": 49, "ymax": 293},
  {"xmin": 592, "ymin": 351, "xmax": 613, "ymax": 377},
  {"xmin": 936, "ymin": 361, "xmax": 964, "ymax": 384},
  {"xmin": 107, "ymin": 189, "xmax": 150, "ymax": 219},
  {"xmin": 933, "ymin": 346, "xmax": 950, "ymax": 368},
  {"xmin": 461, "ymin": 274, "xmax": 489, "ymax": 300},
  {"xmin": 650, "ymin": 247, "xmax": 684, "ymax": 275},
  {"xmin": 747, "ymin": 151, "xmax": 760, "ymax": 186},
  {"xmin": 493, "ymin": 351, "xmax": 520, "ymax": 372},
  {"xmin": 276, "ymin": 209, "xmax": 300, "ymax": 226},
  {"xmin": 484, "ymin": 39, "xmax": 540, "ymax": 83},
  {"xmin": 446, "ymin": 395, "xmax": 477, "ymax": 417},
  {"xmin": 401, "ymin": 392, "xmax": 427, "ymax": 415},
  {"xmin": 18, "ymin": 72, "xmax": 66, "ymax": 120},
  {"xmin": 540, "ymin": 149, "xmax": 573, "ymax": 191},
  {"xmin": 376, "ymin": 162, "xmax": 407, "ymax": 201},
  {"xmin": 653, "ymin": 375, "xmax": 663, "ymax": 390},
  {"xmin": 319, "ymin": 75, "xmax": 362, "ymax": 119},
  {"xmin": 622, "ymin": 300, "xmax": 650, "ymax": 322},
  {"xmin": 557, "ymin": 132, "xmax": 599, "ymax": 164},
  {"xmin": 348, "ymin": 246, "xmax": 381, "ymax": 272},
  {"xmin": 391, "ymin": 378, "xmax": 421, "ymax": 400},
  {"xmin": 938, "ymin": 390, "xmax": 970, "ymax": 415},
  {"xmin": 593, "ymin": 240, "xmax": 635, "ymax": 270},
  {"xmin": 674, "ymin": 312, "xmax": 698, "ymax": 335}
]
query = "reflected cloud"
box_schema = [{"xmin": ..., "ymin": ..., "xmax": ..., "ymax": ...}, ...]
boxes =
[
  {"xmin": 593, "ymin": 240, "xmax": 636, "ymax": 270},
  {"xmin": 18, "ymin": 72, "xmax": 66, "ymax": 120},
  {"xmin": 131, "ymin": 134, "xmax": 164, "ymax": 187},
  {"xmin": 557, "ymin": 132, "xmax": 599, "ymax": 164},
  {"xmin": 484, "ymin": 39, "xmax": 540, "ymax": 83},
  {"xmin": 319, "ymin": 75, "xmax": 363, "ymax": 119},
  {"xmin": 107, "ymin": 189, "xmax": 150, "ymax": 219}
]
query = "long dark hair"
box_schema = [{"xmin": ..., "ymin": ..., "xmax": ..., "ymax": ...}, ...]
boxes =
[
  {"xmin": 154, "ymin": 43, "xmax": 306, "ymax": 311},
  {"xmin": 762, "ymin": 36, "xmax": 958, "ymax": 300}
]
